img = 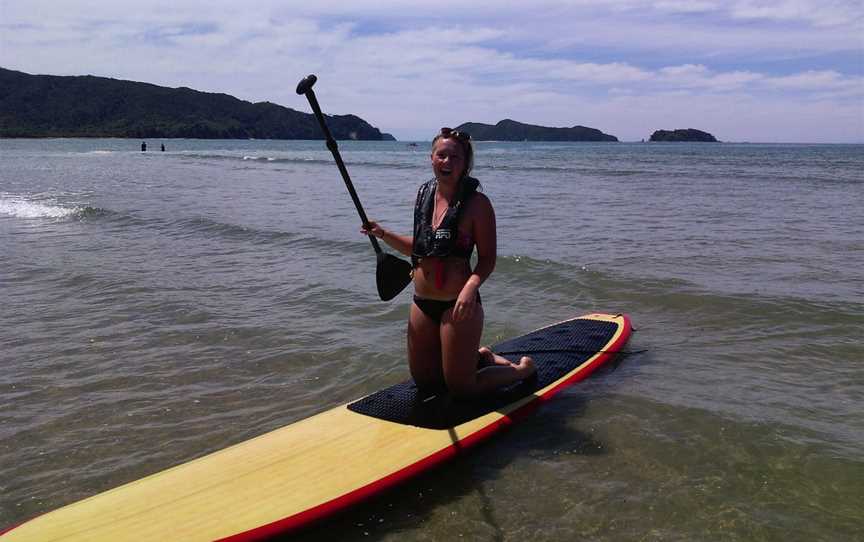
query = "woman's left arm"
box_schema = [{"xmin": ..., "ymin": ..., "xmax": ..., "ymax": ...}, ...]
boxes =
[{"xmin": 453, "ymin": 194, "xmax": 496, "ymax": 321}]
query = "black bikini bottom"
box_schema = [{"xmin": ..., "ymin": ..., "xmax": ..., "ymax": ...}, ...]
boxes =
[{"xmin": 413, "ymin": 293, "xmax": 481, "ymax": 323}]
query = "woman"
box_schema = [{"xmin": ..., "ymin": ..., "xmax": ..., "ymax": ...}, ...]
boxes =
[{"xmin": 363, "ymin": 128, "xmax": 535, "ymax": 397}]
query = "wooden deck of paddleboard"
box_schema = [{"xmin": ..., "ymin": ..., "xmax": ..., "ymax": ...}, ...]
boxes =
[{"xmin": 1, "ymin": 313, "xmax": 632, "ymax": 541}]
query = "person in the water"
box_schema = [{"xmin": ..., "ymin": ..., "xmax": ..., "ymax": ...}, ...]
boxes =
[{"xmin": 362, "ymin": 128, "xmax": 535, "ymax": 397}]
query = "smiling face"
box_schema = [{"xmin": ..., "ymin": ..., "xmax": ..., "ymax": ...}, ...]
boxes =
[{"xmin": 431, "ymin": 138, "xmax": 466, "ymax": 182}]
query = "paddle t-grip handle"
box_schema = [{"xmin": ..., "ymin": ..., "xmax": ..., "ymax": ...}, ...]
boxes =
[
  {"xmin": 296, "ymin": 74, "xmax": 382, "ymax": 255},
  {"xmin": 295, "ymin": 74, "xmax": 317, "ymax": 95}
]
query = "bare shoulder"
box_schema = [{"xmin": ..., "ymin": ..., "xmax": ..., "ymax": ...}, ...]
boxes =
[
  {"xmin": 462, "ymin": 191, "xmax": 495, "ymax": 238},
  {"xmin": 466, "ymin": 191, "xmax": 494, "ymax": 217}
]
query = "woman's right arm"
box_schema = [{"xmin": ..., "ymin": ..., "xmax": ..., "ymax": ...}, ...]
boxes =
[{"xmin": 361, "ymin": 221, "xmax": 413, "ymax": 256}]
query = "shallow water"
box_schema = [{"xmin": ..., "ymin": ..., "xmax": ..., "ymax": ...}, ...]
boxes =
[{"xmin": 1, "ymin": 139, "xmax": 862, "ymax": 540}]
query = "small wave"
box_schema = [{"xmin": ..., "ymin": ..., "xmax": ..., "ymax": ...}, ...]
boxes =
[
  {"xmin": 0, "ymin": 196, "xmax": 77, "ymax": 219},
  {"xmin": 74, "ymin": 206, "xmax": 110, "ymax": 219},
  {"xmin": 180, "ymin": 152, "xmax": 420, "ymax": 170},
  {"xmin": 485, "ymin": 163, "xmax": 647, "ymax": 176},
  {"xmin": 240, "ymin": 155, "xmax": 281, "ymax": 163},
  {"xmin": 180, "ymin": 152, "xmax": 324, "ymax": 165},
  {"xmin": 495, "ymin": 254, "xmax": 864, "ymax": 322},
  {"xmin": 165, "ymin": 215, "xmax": 307, "ymax": 246},
  {"xmin": 242, "ymin": 156, "xmax": 278, "ymax": 162},
  {"xmin": 157, "ymin": 216, "xmax": 379, "ymax": 258},
  {"xmin": 0, "ymin": 194, "xmax": 109, "ymax": 221}
]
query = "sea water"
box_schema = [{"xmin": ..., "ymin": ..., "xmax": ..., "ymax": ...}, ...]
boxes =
[{"xmin": 1, "ymin": 139, "xmax": 862, "ymax": 540}]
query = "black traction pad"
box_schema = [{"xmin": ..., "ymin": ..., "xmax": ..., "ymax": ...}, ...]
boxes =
[{"xmin": 347, "ymin": 318, "xmax": 619, "ymax": 429}]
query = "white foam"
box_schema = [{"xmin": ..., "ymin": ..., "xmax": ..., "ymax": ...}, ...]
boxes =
[{"xmin": 0, "ymin": 195, "xmax": 78, "ymax": 219}]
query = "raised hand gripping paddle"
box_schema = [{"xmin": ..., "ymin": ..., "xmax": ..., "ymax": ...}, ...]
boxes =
[{"xmin": 296, "ymin": 74, "xmax": 413, "ymax": 301}]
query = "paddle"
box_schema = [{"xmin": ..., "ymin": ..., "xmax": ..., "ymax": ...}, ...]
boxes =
[{"xmin": 296, "ymin": 74, "xmax": 413, "ymax": 301}]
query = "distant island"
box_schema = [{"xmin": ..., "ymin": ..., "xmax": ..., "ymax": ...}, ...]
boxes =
[
  {"xmin": 649, "ymin": 129, "xmax": 718, "ymax": 142},
  {"xmin": 455, "ymin": 119, "xmax": 617, "ymax": 142},
  {"xmin": 0, "ymin": 68, "xmax": 395, "ymax": 140}
]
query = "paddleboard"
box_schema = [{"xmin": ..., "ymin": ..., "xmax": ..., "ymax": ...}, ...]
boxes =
[{"xmin": 1, "ymin": 313, "xmax": 632, "ymax": 541}]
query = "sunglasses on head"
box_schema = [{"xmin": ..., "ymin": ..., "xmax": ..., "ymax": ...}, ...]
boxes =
[{"xmin": 440, "ymin": 127, "xmax": 471, "ymax": 142}]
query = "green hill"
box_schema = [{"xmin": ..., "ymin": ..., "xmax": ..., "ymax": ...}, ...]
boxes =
[
  {"xmin": 0, "ymin": 68, "xmax": 394, "ymax": 140},
  {"xmin": 455, "ymin": 119, "xmax": 617, "ymax": 141},
  {"xmin": 649, "ymin": 129, "xmax": 718, "ymax": 142}
]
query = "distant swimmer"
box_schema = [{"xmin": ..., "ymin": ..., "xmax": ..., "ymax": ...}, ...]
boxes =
[
  {"xmin": 161, "ymin": 143, "xmax": 165, "ymax": 152},
  {"xmin": 141, "ymin": 142, "xmax": 147, "ymax": 152}
]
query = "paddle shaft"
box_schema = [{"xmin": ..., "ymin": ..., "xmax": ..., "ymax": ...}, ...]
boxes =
[{"xmin": 300, "ymin": 89, "xmax": 383, "ymax": 256}]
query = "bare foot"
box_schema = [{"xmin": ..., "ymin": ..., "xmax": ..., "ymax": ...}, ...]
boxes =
[
  {"xmin": 478, "ymin": 347, "xmax": 516, "ymax": 368},
  {"xmin": 468, "ymin": 353, "xmax": 538, "ymax": 396},
  {"xmin": 515, "ymin": 356, "xmax": 536, "ymax": 377}
]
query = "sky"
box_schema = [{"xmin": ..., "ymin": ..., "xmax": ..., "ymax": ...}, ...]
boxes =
[{"xmin": 1, "ymin": 0, "xmax": 862, "ymax": 142}]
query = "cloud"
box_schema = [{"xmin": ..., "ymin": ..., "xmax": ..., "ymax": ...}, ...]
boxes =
[
  {"xmin": 1, "ymin": 0, "xmax": 861, "ymax": 141},
  {"xmin": 727, "ymin": 0, "xmax": 864, "ymax": 27},
  {"xmin": 606, "ymin": 90, "xmax": 863, "ymax": 142},
  {"xmin": 765, "ymin": 70, "xmax": 852, "ymax": 89}
]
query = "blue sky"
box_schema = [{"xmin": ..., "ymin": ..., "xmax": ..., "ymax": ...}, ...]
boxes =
[{"xmin": 1, "ymin": 0, "xmax": 862, "ymax": 142}]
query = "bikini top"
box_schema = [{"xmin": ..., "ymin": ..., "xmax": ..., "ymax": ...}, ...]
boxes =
[{"xmin": 411, "ymin": 176, "xmax": 479, "ymax": 268}]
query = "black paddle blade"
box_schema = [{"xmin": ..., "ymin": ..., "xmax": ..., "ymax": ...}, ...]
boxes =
[{"xmin": 376, "ymin": 253, "xmax": 413, "ymax": 301}]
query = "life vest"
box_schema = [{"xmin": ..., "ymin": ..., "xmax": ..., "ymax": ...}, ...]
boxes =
[{"xmin": 411, "ymin": 176, "xmax": 479, "ymax": 267}]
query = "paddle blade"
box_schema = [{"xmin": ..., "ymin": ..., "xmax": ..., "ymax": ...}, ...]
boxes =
[{"xmin": 376, "ymin": 253, "xmax": 413, "ymax": 301}]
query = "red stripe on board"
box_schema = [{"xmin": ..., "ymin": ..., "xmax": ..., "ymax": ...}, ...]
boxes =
[
  {"xmin": 218, "ymin": 315, "xmax": 632, "ymax": 542},
  {"xmin": 0, "ymin": 524, "xmax": 23, "ymax": 536},
  {"xmin": 535, "ymin": 314, "xmax": 633, "ymax": 404},
  {"xmin": 217, "ymin": 407, "xmax": 517, "ymax": 541}
]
